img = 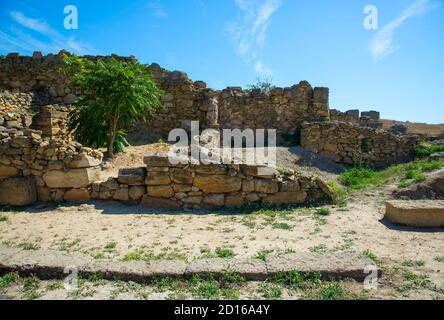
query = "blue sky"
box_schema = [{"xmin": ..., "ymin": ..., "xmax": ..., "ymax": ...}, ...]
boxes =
[{"xmin": 0, "ymin": 0, "xmax": 443, "ymax": 123}]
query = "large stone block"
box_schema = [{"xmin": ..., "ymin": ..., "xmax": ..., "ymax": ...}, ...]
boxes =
[
  {"xmin": 118, "ymin": 167, "xmax": 146, "ymax": 186},
  {"xmin": 170, "ymin": 168, "xmax": 193, "ymax": 184},
  {"xmin": 385, "ymin": 200, "xmax": 444, "ymax": 227},
  {"xmin": 67, "ymin": 154, "xmax": 102, "ymax": 169},
  {"xmin": 193, "ymin": 175, "xmax": 242, "ymax": 194},
  {"xmin": 0, "ymin": 177, "xmax": 37, "ymax": 206},
  {"xmin": 254, "ymin": 179, "xmax": 279, "ymax": 194},
  {"xmin": 0, "ymin": 164, "xmax": 19, "ymax": 177},
  {"xmin": 129, "ymin": 186, "xmax": 145, "ymax": 201},
  {"xmin": 64, "ymin": 189, "xmax": 91, "ymax": 202},
  {"xmin": 141, "ymin": 195, "xmax": 179, "ymax": 209},
  {"xmin": 147, "ymin": 185, "xmax": 174, "ymax": 198},
  {"xmin": 145, "ymin": 172, "xmax": 171, "ymax": 185},
  {"xmin": 43, "ymin": 168, "xmax": 100, "ymax": 189},
  {"xmin": 143, "ymin": 153, "xmax": 173, "ymax": 167},
  {"xmin": 263, "ymin": 191, "xmax": 307, "ymax": 205}
]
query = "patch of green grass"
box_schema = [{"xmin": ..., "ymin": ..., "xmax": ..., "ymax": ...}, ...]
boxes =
[
  {"xmin": 255, "ymin": 249, "xmax": 274, "ymax": 261},
  {"xmin": 362, "ymin": 249, "xmax": 379, "ymax": 265},
  {"xmin": 259, "ymin": 282, "xmax": 282, "ymax": 300},
  {"xmin": 402, "ymin": 260, "xmax": 425, "ymax": 268},
  {"xmin": 45, "ymin": 281, "xmax": 63, "ymax": 291},
  {"xmin": 18, "ymin": 242, "xmax": 40, "ymax": 251},
  {"xmin": 0, "ymin": 215, "xmax": 8, "ymax": 222},
  {"xmin": 315, "ymin": 207, "xmax": 331, "ymax": 216},
  {"xmin": 93, "ymin": 253, "xmax": 105, "ymax": 260},
  {"xmin": 339, "ymin": 167, "xmax": 386, "ymax": 190},
  {"xmin": 327, "ymin": 181, "xmax": 348, "ymax": 206},
  {"xmin": 196, "ymin": 247, "xmax": 217, "ymax": 259},
  {"xmin": 104, "ymin": 241, "xmax": 117, "ymax": 252},
  {"xmin": 309, "ymin": 245, "xmax": 328, "ymax": 254},
  {"xmin": 219, "ymin": 271, "xmax": 245, "ymax": 286},
  {"xmin": 435, "ymin": 256, "xmax": 444, "ymax": 263},
  {"xmin": 190, "ymin": 276, "xmax": 221, "ymax": 300},
  {"xmin": 273, "ymin": 271, "xmax": 306, "ymax": 289},
  {"xmin": 415, "ymin": 144, "xmax": 444, "ymax": 157},
  {"xmin": 21, "ymin": 276, "xmax": 41, "ymax": 300},
  {"xmin": 0, "ymin": 272, "xmax": 19, "ymax": 289},
  {"xmin": 339, "ymin": 159, "xmax": 444, "ymax": 191},
  {"xmin": 304, "ymin": 282, "xmax": 367, "ymax": 300},
  {"xmin": 215, "ymin": 247, "xmax": 236, "ymax": 259},
  {"xmin": 271, "ymin": 222, "xmax": 293, "ymax": 230},
  {"xmin": 122, "ymin": 251, "xmax": 144, "ymax": 261}
]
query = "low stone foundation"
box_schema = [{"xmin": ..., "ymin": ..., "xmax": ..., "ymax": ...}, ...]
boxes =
[
  {"xmin": 0, "ymin": 123, "xmax": 331, "ymax": 208},
  {"xmin": 91, "ymin": 152, "xmax": 331, "ymax": 209}
]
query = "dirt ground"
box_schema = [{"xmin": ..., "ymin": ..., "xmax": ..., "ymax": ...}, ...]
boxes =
[
  {"xmin": 0, "ymin": 145, "xmax": 443, "ymax": 300},
  {"xmin": 1, "ymin": 183, "xmax": 443, "ymax": 300},
  {"xmin": 99, "ymin": 144, "xmax": 345, "ymax": 182}
]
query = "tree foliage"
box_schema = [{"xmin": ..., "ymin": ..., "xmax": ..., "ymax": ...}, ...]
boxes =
[{"xmin": 62, "ymin": 54, "xmax": 163, "ymax": 157}]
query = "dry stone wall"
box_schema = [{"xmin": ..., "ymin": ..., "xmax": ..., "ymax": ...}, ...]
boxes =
[
  {"xmin": 0, "ymin": 123, "xmax": 103, "ymax": 206},
  {"xmin": 142, "ymin": 62, "xmax": 330, "ymax": 143},
  {"xmin": 300, "ymin": 121, "xmax": 420, "ymax": 167},
  {"xmin": 91, "ymin": 152, "xmax": 330, "ymax": 209}
]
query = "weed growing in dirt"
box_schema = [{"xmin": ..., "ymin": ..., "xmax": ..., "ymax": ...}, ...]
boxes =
[
  {"xmin": 0, "ymin": 272, "xmax": 19, "ymax": 289},
  {"xmin": 0, "ymin": 215, "xmax": 7, "ymax": 222},
  {"xmin": 402, "ymin": 260, "xmax": 425, "ymax": 267},
  {"xmin": 271, "ymin": 222, "xmax": 293, "ymax": 230},
  {"xmin": 18, "ymin": 242, "xmax": 40, "ymax": 251},
  {"xmin": 259, "ymin": 282, "xmax": 282, "ymax": 299},
  {"xmin": 215, "ymin": 247, "xmax": 236, "ymax": 259},
  {"xmin": 21, "ymin": 276, "xmax": 41, "ymax": 300},
  {"xmin": 255, "ymin": 249, "xmax": 274, "ymax": 261},
  {"xmin": 362, "ymin": 249, "xmax": 380, "ymax": 265},
  {"xmin": 315, "ymin": 208, "xmax": 331, "ymax": 216}
]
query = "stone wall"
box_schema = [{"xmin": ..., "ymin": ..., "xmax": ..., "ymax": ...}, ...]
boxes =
[
  {"xmin": 1, "ymin": 52, "xmax": 330, "ymax": 143},
  {"xmin": 330, "ymin": 109, "xmax": 383, "ymax": 129},
  {"xmin": 142, "ymin": 62, "xmax": 330, "ymax": 143},
  {"xmin": 0, "ymin": 125, "xmax": 331, "ymax": 207},
  {"xmin": 0, "ymin": 51, "xmax": 135, "ymax": 104},
  {"xmin": 300, "ymin": 121, "xmax": 420, "ymax": 167},
  {"xmin": 91, "ymin": 152, "xmax": 330, "ymax": 209},
  {"xmin": 0, "ymin": 123, "xmax": 103, "ymax": 205}
]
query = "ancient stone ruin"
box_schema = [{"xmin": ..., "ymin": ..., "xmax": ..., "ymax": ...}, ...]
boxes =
[{"xmin": 0, "ymin": 51, "xmax": 423, "ymax": 207}]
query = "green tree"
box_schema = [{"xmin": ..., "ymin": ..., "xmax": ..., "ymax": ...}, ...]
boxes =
[{"xmin": 62, "ymin": 55, "xmax": 163, "ymax": 158}]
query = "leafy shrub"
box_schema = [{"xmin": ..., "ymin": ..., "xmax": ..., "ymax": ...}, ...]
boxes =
[
  {"xmin": 247, "ymin": 78, "xmax": 275, "ymax": 95},
  {"xmin": 338, "ymin": 167, "xmax": 382, "ymax": 189},
  {"xmin": 414, "ymin": 144, "xmax": 444, "ymax": 157}
]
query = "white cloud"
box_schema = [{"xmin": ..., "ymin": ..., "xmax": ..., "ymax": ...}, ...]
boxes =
[
  {"xmin": 226, "ymin": 0, "xmax": 282, "ymax": 76},
  {"xmin": 254, "ymin": 61, "xmax": 272, "ymax": 77},
  {"xmin": 148, "ymin": 2, "xmax": 167, "ymax": 18},
  {"xmin": 370, "ymin": 0, "xmax": 439, "ymax": 59},
  {"xmin": 1, "ymin": 11, "xmax": 97, "ymax": 55}
]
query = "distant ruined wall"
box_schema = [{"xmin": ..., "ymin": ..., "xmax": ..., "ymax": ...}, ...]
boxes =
[
  {"xmin": 141, "ymin": 63, "xmax": 330, "ymax": 143},
  {"xmin": 1, "ymin": 52, "xmax": 330, "ymax": 143},
  {"xmin": 330, "ymin": 109, "xmax": 383, "ymax": 129},
  {"xmin": 300, "ymin": 121, "xmax": 420, "ymax": 167}
]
